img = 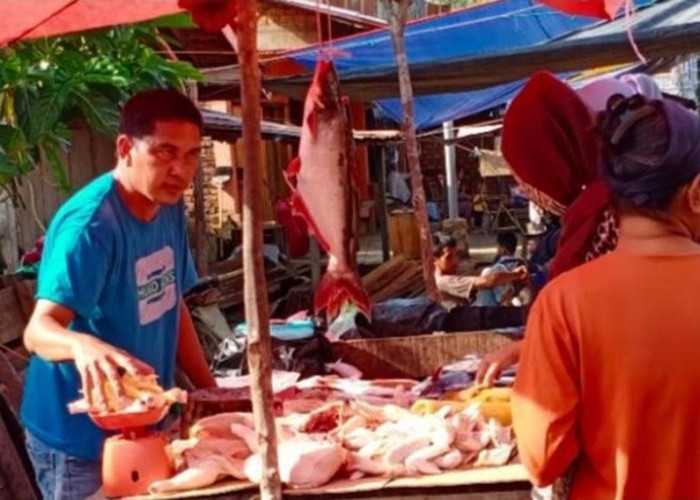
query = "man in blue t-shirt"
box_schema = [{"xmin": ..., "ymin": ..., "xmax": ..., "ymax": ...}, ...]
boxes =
[{"xmin": 20, "ymin": 88, "xmax": 216, "ymax": 500}]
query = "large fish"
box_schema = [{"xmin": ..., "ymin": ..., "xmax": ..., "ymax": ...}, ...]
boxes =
[{"xmin": 286, "ymin": 59, "xmax": 371, "ymax": 319}]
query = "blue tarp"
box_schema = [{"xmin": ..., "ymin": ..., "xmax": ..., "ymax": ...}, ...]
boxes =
[
  {"xmin": 275, "ymin": 0, "xmax": 654, "ymax": 130},
  {"xmin": 374, "ymin": 81, "xmax": 527, "ymax": 130},
  {"xmin": 286, "ymin": 0, "xmax": 597, "ymax": 73}
]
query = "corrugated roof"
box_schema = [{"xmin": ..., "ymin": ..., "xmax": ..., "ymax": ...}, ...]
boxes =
[
  {"xmin": 271, "ymin": 0, "xmax": 386, "ymax": 29},
  {"xmin": 201, "ymin": 109, "xmax": 402, "ymax": 144}
]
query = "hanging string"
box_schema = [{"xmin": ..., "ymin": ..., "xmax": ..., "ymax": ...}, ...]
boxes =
[
  {"xmin": 314, "ymin": 0, "xmax": 325, "ymax": 63},
  {"xmin": 326, "ymin": 0, "xmax": 334, "ymax": 53},
  {"xmin": 313, "ymin": 0, "xmax": 338, "ymax": 62},
  {"xmin": 624, "ymin": 0, "xmax": 647, "ymax": 64}
]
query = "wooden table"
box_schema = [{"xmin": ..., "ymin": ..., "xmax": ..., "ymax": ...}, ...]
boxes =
[{"xmin": 126, "ymin": 465, "xmax": 532, "ymax": 500}]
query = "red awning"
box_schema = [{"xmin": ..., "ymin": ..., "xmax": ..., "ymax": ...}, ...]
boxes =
[
  {"xmin": 0, "ymin": 0, "xmax": 184, "ymax": 46},
  {"xmin": 537, "ymin": 0, "xmax": 625, "ymax": 20}
]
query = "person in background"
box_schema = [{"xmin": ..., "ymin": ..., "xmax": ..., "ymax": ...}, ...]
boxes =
[
  {"xmin": 474, "ymin": 232, "xmax": 529, "ymax": 307},
  {"xmin": 433, "ymin": 236, "xmax": 527, "ymax": 310},
  {"xmin": 21, "ymin": 89, "xmax": 216, "ymax": 500},
  {"xmin": 514, "ymin": 92, "xmax": 700, "ymax": 500},
  {"xmin": 471, "ymin": 182, "xmax": 486, "ymax": 232},
  {"xmin": 475, "ymin": 72, "xmax": 663, "ymax": 386}
]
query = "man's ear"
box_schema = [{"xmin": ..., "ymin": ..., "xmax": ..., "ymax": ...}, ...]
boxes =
[
  {"xmin": 686, "ymin": 174, "xmax": 700, "ymax": 214},
  {"xmin": 116, "ymin": 134, "xmax": 133, "ymax": 163}
]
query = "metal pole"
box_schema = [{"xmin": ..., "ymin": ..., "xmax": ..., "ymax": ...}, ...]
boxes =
[{"xmin": 443, "ymin": 120, "xmax": 458, "ymax": 219}]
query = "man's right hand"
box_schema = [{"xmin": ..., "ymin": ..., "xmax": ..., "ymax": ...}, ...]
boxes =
[
  {"xmin": 71, "ymin": 334, "xmax": 154, "ymax": 412},
  {"xmin": 24, "ymin": 299, "xmax": 155, "ymax": 412},
  {"xmin": 513, "ymin": 265, "xmax": 529, "ymax": 282}
]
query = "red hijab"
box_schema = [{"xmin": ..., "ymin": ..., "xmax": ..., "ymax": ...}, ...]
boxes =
[{"xmin": 502, "ymin": 71, "xmax": 615, "ymax": 278}]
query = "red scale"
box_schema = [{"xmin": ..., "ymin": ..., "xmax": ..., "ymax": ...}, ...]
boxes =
[{"xmin": 91, "ymin": 407, "xmax": 173, "ymax": 497}]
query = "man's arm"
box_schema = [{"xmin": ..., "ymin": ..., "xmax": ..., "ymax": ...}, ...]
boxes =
[
  {"xmin": 473, "ymin": 266, "xmax": 527, "ymax": 290},
  {"xmin": 24, "ymin": 299, "xmax": 152, "ymax": 410},
  {"xmin": 25, "ymin": 300, "xmax": 84, "ymax": 361},
  {"xmin": 176, "ymin": 299, "xmax": 216, "ymax": 388}
]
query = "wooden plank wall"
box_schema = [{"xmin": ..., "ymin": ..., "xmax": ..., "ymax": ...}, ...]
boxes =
[{"xmin": 14, "ymin": 123, "xmax": 114, "ymax": 254}]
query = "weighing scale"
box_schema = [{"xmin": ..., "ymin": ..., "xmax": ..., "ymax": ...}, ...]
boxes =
[{"xmin": 91, "ymin": 406, "xmax": 173, "ymax": 497}]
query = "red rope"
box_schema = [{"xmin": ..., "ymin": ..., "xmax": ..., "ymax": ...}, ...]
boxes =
[{"xmin": 625, "ymin": 0, "xmax": 647, "ymax": 64}]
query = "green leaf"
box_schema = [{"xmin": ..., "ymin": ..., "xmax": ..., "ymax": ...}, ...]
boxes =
[
  {"xmin": 0, "ymin": 125, "xmax": 27, "ymax": 156},
  {"xmin": 148, "ymin": 12, "xmax": 196, "ymax": 29},
  {"xmin": 41, "ymin": 143, "xmax": 72, "ymax": 193},
  {"xmin": 0, "ymin": 23, "xmax": 203, "ymax": 183}
]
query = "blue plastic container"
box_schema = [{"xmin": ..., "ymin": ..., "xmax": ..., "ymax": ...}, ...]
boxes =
[{"xmin": 234, "ymin": 319, "xmax": 315, "ymax": 341}]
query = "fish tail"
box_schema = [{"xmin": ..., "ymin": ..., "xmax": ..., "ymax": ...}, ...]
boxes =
[{"xmin": 314, "ymin": 272, "xmax": 371, "ymax": 321}]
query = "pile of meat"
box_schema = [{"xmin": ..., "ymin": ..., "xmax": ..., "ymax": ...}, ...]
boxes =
[
  {"xmin": 67, "ymin": 373, "xmax": 186, "ymax": 415},
  {"xmin": 280, "ymin": 376, "xmax": 418, "ymax": 414},
  {"xmin": 149, "ymin": 398, "xmax": 515, "ymax": 494}
]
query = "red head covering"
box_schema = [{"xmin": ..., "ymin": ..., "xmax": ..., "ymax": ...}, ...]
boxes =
[{"xmin": 502, "ymin": 71, "xmax": 616, "ymax": 278}]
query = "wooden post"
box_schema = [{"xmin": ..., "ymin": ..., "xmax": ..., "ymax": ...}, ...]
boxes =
[
  {"xmin": 192, "ymin": 169, "xmax": 208, "ymax": 276},
  {"xmin": 187, "ymin": 82, "xmax": 208, "ymax": 276},
  {"xmin": 382, "ymin": 0, "xmax": 439, "ymax": 300},
  {"xmin": 378, "ymin": 147, "xmax": 390, "ymax": 262},
  {"xmin": 236, "ymin": 2, "xmax": 283, "ymax": 499}
]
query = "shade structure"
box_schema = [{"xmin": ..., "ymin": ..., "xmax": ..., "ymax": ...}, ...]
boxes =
[
  {"xmin": 266, "ymin": 0, "xmax": 696, "ymax": 102},
  {"xmin": 0, "ymin": 0, "xmax": 186, "ymax": 46}
]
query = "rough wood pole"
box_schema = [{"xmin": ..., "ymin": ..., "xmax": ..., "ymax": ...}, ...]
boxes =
[
  {"xmin": 383, "ymin": 0, "xmax": 439, "ymax": 300},
  {"xmin": 236, "ymin": 2, "xmax": 282, "ymax": 499},
  {"xmin": 187, "ymin": 83, "xmax": 208, "ymax": 276}
]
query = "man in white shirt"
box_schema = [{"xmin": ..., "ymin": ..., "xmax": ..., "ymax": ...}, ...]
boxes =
[{"xmin": 433, "ymin": 236, "xmax": 527, "ymax": 310}]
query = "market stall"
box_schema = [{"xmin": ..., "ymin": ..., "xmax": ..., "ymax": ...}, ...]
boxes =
[{"xmin": 108, "ymin": 330, "xmax": 528, "ymax": 500}]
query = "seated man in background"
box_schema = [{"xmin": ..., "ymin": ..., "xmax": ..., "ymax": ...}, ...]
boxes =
[
  {"xmin": 475, "ymin": 232, "xmax": 529, "ymax": 306},
  {"xmin": 434, "ymin": 236, "xmax": 527, "ymax": 310}
]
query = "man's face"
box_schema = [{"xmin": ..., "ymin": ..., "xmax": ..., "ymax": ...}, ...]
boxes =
[
  {"xmin": 435, "ymin": 246, "xmax": 460, "ymax": 275},
  {"xmin": 120, "ymin": 120, "xmax": 201, "ymax": 205}
]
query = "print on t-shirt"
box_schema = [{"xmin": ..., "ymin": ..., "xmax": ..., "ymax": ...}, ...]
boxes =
[{"xmin": 136, "ymin": 246, "xmax": 177, "ymax": 325}]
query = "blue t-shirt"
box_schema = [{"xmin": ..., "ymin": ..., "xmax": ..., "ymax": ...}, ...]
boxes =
[{"xmin": 20, "ymin": 173, "xmax": 197, "ymax": 460}]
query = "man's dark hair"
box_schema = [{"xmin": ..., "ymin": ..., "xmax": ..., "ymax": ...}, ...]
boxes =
[
  {"xmin": 433, "ymin": 234, "xmax": 457, "ymax": 258},
  {"xmin": 119, "ymin": 88, "xmax": 203, "ymax": 138},
  {"xmin": 496, "ymin": 231, "xmax": 518, "ymax": 255}
]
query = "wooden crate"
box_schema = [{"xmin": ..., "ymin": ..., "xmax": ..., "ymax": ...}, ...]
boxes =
[
  {"xmin": 388, "ymin": 210, "xmax": 421, "ymax": 260},
  {"xmin": 332, "ymin": 330, "xmax": 514, "ymax": 379}
]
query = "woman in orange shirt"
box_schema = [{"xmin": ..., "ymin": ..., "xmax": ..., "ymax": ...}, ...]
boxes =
[{"xmin": 513, "ymin": 93, "xmax": 700, "ymax": 499}]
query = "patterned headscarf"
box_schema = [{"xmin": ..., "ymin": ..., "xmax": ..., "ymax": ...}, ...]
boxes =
[
  {"xmin": 502, "ymin": 72, "xmax": 636, "ymax": 277},
  {"xmin": 601, "ymin": 96, "xmax": 700, "ymax": 208}
]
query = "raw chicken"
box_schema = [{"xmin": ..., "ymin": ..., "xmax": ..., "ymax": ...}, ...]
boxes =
[
  {"xmin": 189, "ymin": 412, "xmax": 254, "ymax": 439},
  {"xmin": 149, "ymin": 455, "xmax": 245, "ymax": 494},
  {"xmin": 244, "ymin": 437, "xmax": 347, "ymax": 489},
  {"xmin": 150, "ymin": 437, "xmax": 250, "ymax": 494}
]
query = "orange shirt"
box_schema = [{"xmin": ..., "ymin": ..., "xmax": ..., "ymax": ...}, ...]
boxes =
[{"xmin": 513, "ymin": 250, "xmax": 700, "ymax": 500}]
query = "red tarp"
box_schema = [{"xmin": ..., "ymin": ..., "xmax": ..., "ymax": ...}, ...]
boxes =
[
  {"xmin": 537, "ymin": 0, "xmax": 625, "ymax": 19},
  {"xmin": 0, "ymin": 0, "xmax": 184, "ymax": 46},
  {"xmin": 0, "ymin": 0, "xmax": 620, "ymax": 48}
]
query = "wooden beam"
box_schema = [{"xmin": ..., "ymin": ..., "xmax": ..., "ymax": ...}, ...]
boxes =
[
  {"xmin": 0, "ymin": 394, "xmax": 39, "ymax": 500},
  {"xmin": 236, "ymin": 2, "xmax": 282, "ymax": 499},
  {"xmin": 377, "ymin": 147, "xmax": 390, "ymax": 262},
  {"xmin": 382, "ymin": 0, "xmax": 439, "ymax": 300},
  {"xmin": 0, "ymin": 352, "xmax": 22, "ymax": 417},
  {"xmin": 188, "ymin": 83, "xmax": 209, "ymax": 276}
]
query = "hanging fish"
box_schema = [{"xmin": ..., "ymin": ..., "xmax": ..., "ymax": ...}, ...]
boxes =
[{"xmin": 285, "ymin": 59, "xmax": 371, "ymax": 320}]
